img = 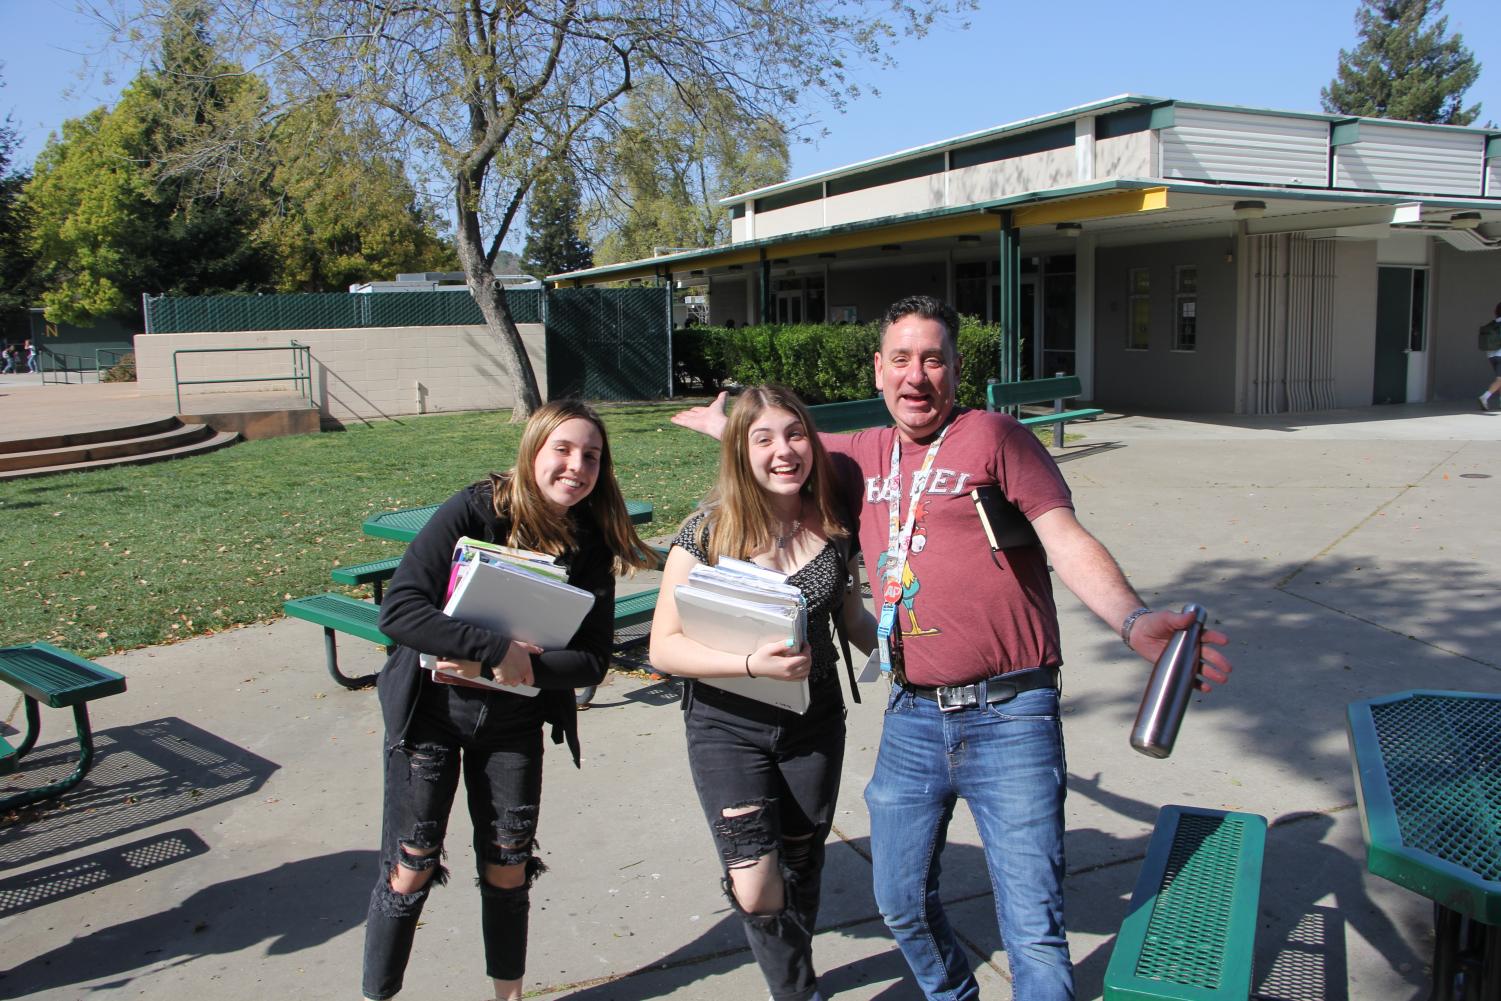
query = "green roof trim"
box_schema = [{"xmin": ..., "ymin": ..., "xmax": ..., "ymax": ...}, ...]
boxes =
[
  {"xmin": 1148, "ymin": 104, "xmax": 1176, "ymax": 130},
  {"xmin": 1331, "ymin": 121, "xmax": 1362, "ymax": 146},
  {"xmin": 1487, "ymin": 136, "xmax": 1501, "ymax": 159},
  {"xmin": 551, "ymin": 177, "xmax": 1501, "ymax": 284}
]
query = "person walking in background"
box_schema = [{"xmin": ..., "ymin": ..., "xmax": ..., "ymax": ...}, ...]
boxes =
[
  {"xmin": 674, "ymin": 295, "xmax": 1232, "ymax": 1001},
  {"xmin": 24, "ymin": 340, "xmax": 37, "ymax": 373},
  {"xmin": 361, "ymin": 400, "xmax": 657, "ymax": 1001},
  {"xmin": 650, "ymin": 384, "xmax": 875, "ymax": 1001},
  {"xmin": 1, "ymin": 344, "xmax": 15, "ymax": 374},
  {"xmin": 1478, "ymin": 302, "xmax": 1501, "ymax": 411}
]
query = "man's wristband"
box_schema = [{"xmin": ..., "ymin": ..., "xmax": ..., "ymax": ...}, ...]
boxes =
[
  {"xmin": 1120, "ymin": 607, "xmax": 1153, "ymax": 647},
  {"xmin": 744, "ymin": 653, "xmax": 753, "ymax": 677}
]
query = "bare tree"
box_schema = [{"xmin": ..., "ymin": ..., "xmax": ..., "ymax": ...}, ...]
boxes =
[{"xmin": 110, "ymin": 0, "xmax": 970, "ymax": 417}]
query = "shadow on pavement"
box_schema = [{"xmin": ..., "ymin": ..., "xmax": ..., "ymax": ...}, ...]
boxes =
[
  {"xmin": 0, "ymin": 849, "xmax": 375, "ymax": 999},
  {"xmin": 0, "ymin": 828, "xmax": 211, "ymax": 919},
  {"xmin": 0, "ymin": 717, "xmax": 279, "ymax": 870}
]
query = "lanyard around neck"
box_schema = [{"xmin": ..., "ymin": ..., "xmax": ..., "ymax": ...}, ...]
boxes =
[{"xmin": 882, "ymin": 420, "xmax": 951, "ymax": 592}]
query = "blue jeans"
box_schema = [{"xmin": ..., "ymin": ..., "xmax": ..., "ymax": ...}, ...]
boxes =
[{"xmin": 864, "ymin": 682, "xmax": 1072, "ymax": 1001}]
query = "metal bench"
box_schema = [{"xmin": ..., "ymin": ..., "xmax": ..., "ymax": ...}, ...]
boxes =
[
  {"xmin": 986, "ymin": 375, "xmax": 1104, "ymax": 447},
  {"xmin": 283, "ymin": 593, "xmax": 391, "ymax": 690},
  {"xmin": 807, "ymin": 396, "xmax": 892, "ymax": 433},
  {"xmin": 331, "ymin": 555, "xmax": 404, "ymax": 603},
  {"xmin": 0, "ymin": 642, "xmax": 128, "ymax": 811},
  {"xmin": 1104, "ymin": 804, "xmax": 1267, "ymax": 1000}
]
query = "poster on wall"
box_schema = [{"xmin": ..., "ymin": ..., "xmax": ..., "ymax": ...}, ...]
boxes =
[{"xmin": 833, "ymin": 306, "xmax": 858, "ymax": 324}]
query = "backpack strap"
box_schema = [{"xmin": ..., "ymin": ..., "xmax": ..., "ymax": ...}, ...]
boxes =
[{"xmin": 830, "ymin": 527, "xmax": 862, "ymax": 705}]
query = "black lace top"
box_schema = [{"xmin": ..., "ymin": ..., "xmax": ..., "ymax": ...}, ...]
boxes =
[{"xmin": 673, "ymin": 512, "xmax": 845, "ymax": 686}]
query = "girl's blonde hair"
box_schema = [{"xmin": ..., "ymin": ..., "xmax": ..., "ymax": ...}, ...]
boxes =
[
  {"xmin": 694, "ymin": 384, "xmax": 849, "ymax": 564},
  {"xmin": 491, "ymin": 400, "xmax": 657, "ymax": 573}
]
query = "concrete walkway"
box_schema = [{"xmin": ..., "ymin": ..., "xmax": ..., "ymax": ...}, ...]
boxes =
[{"xmin": 1, "ymin": 401, "xmax": 1498, "ymax": 1000}]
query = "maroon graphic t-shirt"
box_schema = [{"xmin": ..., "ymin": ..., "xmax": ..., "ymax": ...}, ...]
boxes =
[{"xmin": 824, "ymin": 408, "xmax": 1074, "ymax": 687}]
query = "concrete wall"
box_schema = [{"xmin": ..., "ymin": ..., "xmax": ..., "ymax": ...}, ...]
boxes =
[
  {"xmin": 949, "ymin": 148, "xmax": 1077, "ymax": 204},
  {"xmin": 827, "ymin": 259, "xmax": 948, "ymax": 327},
  {"xmin": 1094, "ymin": 133, "xmax": 1153, "ymax": 179},
  {"xmin": 825, "ymin": 175, "xmax": 945, "ymax": 228},
  {"xmin": 1330, "ymin": 240, "xmax": 1379, "ymax": 407},
  {"xmin": 134, "ymin": 324, "xmax": 547, "ymax": 423},
  {"xmin": 708, "ymin": 276, "xmax": 752, "ymax": 327},
  {"xmin": 1093, "ymin": 238, "xmax": 1237, "ymax": 412},
  {"xmin": 1431, "ymin": 242, "xmax": 1501, "ymax": 400}
]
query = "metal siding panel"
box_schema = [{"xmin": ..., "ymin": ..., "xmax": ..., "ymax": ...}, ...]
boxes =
[
  {"xmin": 1333, "ymin": 123, "xmax": 1483, "ymax": 195},
  {"xmin": 1160, "ymin": 107, "xmax": 1328, "ymax": 187},
  {"xmin": 1487, "ymin": 159, "xmax": 1501, "ymax": 197}
]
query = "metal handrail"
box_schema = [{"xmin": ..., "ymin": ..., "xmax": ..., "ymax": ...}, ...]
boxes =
[
  {"xmin": 95, "ymin": 348, "xmax": 127, "ymax": 375},
  {"xmin": 171, "ymin": 342, "xmax": 313, "ymax": 413}
]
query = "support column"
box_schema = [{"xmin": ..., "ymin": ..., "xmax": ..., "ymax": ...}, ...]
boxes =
[
  {"xmin": 760, "ymin": 258, "xmax": 772, "ymax": 325},
  {"xmin": 997, "ymin": 211, "xmax": 1021, "ymax": 384},
  {"xmin": 1074, "ymin": 232, "xmax": 1095, "ymax": 398}
]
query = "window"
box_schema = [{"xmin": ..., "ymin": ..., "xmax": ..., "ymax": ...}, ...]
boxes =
[
  {"xmin": 1127, "ymin": 268, "xmax": 1150, "ymax": 350},
  {"xmin": 1173, "ymin": 266, "xmax": 1197, "ymax": 352}
]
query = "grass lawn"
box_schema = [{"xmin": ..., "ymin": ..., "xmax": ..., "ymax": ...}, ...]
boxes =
[{"xmin": 0, "ymin": 402, "xmax": 720, "ymax": 659}]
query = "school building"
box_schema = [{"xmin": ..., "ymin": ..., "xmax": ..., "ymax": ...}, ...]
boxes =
[{"xmin": 551, "ymin": 95, "xmax": 1501, "ymax": 414}]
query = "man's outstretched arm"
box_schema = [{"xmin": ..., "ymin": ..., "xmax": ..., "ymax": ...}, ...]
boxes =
[
  {"xmin": 671, "ymin": 390, "xmax": 730, "ymax": 439},
  {"xmin": 1032, "ymin": 507, "xmax": 1232, "ymax": 690}
]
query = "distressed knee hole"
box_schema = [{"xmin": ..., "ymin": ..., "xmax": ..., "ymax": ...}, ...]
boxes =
[
  {"xmin": 481, "ymin": 855, "xmax": 547, "ymax": 890},
  {"xmin": 713, "ymin": 799, "xmax": 776, "ymax": 868},
  {"xmin": 488, "ymin": 805, "xmax": 541, "ymax": 869},
  {"xmin": 400, "ymin": 741, "xmax": 449, "ymax": 782}
]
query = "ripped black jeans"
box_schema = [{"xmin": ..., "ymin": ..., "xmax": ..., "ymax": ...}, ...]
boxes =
[
  {"xmin": 684, "ymin": 677, "xmax": 846, "ymax": 1001},
  {"xmin": 362, "ymin": 681, "xmax": 545, "ymax": 1000}
]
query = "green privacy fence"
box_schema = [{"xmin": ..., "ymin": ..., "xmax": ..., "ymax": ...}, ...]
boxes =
[
  {"xmin": 546, "ymin": 286, "xmax": 671, "ymax": 401},
  {"xmin": 143, "ymin": 284, "xmax": 671, "ymax": 401},
  {"xmin": 144, "ymin": 288, "xmax": 543, "ymax": 333}
]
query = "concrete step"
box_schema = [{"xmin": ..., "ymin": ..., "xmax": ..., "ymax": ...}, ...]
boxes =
[
  {"xmin": 0, "ymin": 428, "xmax": 241, "ymax": 480},
  {"xmin": 0, "ymin": 416, "xmax": 184, "ymax": 455},
  {"xmin": 0, "ymin": 421, "xmax": 222, "ymax": 472}
]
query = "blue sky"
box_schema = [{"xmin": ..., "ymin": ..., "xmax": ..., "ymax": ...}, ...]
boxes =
[{"xmin": 3, "ymin": 0, "xmax": 1498, "ymax": 193}]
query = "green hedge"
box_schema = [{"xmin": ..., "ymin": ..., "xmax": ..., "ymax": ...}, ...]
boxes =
[{"xmin": 673, "ymin": 316, "xmax": 1004, "ymax": 408}]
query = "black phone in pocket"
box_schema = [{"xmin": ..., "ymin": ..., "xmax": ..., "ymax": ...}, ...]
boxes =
[{"xmin": 970, "ymin": 485, "xmax": 1041, "ymax": 551}]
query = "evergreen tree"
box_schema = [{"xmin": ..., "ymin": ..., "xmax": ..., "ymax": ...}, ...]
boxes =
[
  {"xmin": 521, "ymin": 169, "xmax": 593, "ymax": 280},
  {"xmin": 1322, "ymin": 0, "xmax": 1481, "ymax": 125}
]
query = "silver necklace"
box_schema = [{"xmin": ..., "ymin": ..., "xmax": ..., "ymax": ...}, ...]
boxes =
[{"xmin": 774, "ymin": 518, "xmax": 802, "ymax": 550}]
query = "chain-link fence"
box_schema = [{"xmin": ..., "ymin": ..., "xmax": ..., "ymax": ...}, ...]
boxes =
[
  {"xmin": 144, "ymin": 288, "xmax": 543, "ymax": 334},
  {"xmin": 546, "ymin": 286, "xmax": 671, "ymax": 400}
]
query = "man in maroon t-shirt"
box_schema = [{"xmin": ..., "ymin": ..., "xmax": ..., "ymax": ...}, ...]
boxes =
[{"xmin": 674, "ymin": 295, "xmax": 1231, "ymax": 1001}]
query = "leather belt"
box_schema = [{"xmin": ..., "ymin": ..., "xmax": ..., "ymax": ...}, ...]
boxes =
[{"xmin": 904, "ymin": 666, "xmax": 1059, "ymax": 713}]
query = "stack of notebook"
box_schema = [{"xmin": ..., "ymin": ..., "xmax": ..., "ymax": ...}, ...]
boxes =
[
  {"xmin": 421, "ymin": 537, "xmax": 595, "ymax": 695},
  {"xmin": 674, "ymin": 558, "xmax": 810, "ymax": 713}
]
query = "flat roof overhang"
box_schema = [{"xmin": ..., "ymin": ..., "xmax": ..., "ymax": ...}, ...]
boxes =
[{"xmin": 548, "ymin": 182, "xmax": 1501, "ymax": 286}]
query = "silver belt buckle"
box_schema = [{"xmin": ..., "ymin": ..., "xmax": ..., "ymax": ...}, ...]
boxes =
[{"xmin": 936, "ymin": 685, "xmax": 974, "ymax": 712}]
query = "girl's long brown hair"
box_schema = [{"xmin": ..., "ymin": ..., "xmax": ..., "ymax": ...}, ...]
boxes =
[
  {"xmin": 491, "ymin": 400, "xmax": 657, "ymax": 574},
  {"xmin": 694, "ymin": 384, "xmax": 849, "ymax": 564}
]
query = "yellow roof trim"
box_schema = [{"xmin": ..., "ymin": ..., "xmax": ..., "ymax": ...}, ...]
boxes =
[{"xmin": 1012, "ymin": 187, "xmax": 1170, "ymax": 227}]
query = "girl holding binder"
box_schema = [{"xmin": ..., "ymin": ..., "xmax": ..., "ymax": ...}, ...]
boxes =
[
  {"xmin": 361, "ymin": 400, "xmax": 656, "ymax": 1001},
  {"xmin": 650, "ymin": 384, "xmax": 876, "ymax": 1001}
]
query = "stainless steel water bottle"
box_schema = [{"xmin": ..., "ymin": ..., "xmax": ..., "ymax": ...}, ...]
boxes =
[{"xmin": 1130, "ymin": 603, "xmax": 1207, "ymax": 758}]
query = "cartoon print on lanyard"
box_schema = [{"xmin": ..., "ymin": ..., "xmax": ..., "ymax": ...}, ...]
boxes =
[{"xmin": 875, "ymin": 499, "xmax": 938, "ymax": 637}]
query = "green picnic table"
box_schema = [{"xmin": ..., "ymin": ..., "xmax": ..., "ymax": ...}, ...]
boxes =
[
  {"xmin": 363, "ymin": 499, "xmax": 654, "ymax": 543},
  {"xmin": 1347, "ymin": 689, "xmax": 1501, "ymax": 1001}
]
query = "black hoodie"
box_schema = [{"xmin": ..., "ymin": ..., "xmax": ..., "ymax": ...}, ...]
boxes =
[{"xmin": 375, "ymin": 479, "xmax": 616, "ymax": 766}]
